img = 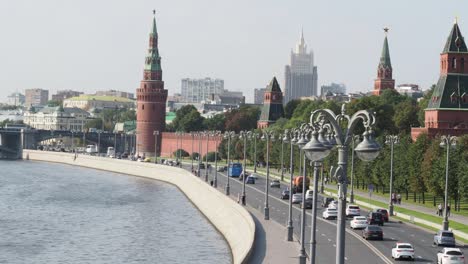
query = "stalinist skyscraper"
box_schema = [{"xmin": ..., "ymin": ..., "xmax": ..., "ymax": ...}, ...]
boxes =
[{"xmin": 284, "ymin": 30, "xmax": 318, "ymax": 104}]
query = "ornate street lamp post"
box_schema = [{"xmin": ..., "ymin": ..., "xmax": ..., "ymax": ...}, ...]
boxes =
[
  {"xmin": 307, "ymin": 105, "xmax": 380, "ymax": 264},
  {"xmin": 190, "ymin": 132, "xmax": 195, "ymax": 172},
  {"xmin": 211, "ymin": 131, "xmax": 221, "ymax": 188},
  {"xmin": 261, "ymin": 131, "xmax": 275, "ymax": 220},
  {"xmin": 284, "ymin": 129, "xmax": 298, "ymax": 241},
  {"xmin": 349, "ymin": 135, "xmax": 360, "ymax": 204},
  {"xmin": 296, "ymin": 128, "xmax": 310, "ymax": 264},
  {"xmin": 153, "ymin": 130, "xmax": 160, "ymax": 164},
  {"xmin": 280, "ymin": 133, "xmax": 285, "ymax": 181},
  {"xmin": 253, "ymin": 132, "xmax": 259, "ymax": 173},
  {"xmin": 205, "ymin": 131, "xmax": 210, "ymax": 182},
  {"xmin": 239, "ymin": 131, "xmax": 250, "ymax": 205},
  {"xmin": 385, "ymin": 135, "xmax": 399, "ymax": 216},
  {"xmin": 113, "ymin": 132, "xmax": 117, "ymax": 158},
  {"xmin": 440, "ymin": 135, "xmax": 457, "ymax": 231},
  {"xmin": 224, "ymin": 131, "xmax": 235, "ymax": 195},
  {"xmin": 198, "ymin": 132, "xmax": 202, "ymax": 177}
]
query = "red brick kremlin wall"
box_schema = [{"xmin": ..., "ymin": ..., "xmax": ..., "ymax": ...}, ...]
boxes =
[{"xmin": 160, "ymin": 132, "xmax": 222, "ymax": 158}]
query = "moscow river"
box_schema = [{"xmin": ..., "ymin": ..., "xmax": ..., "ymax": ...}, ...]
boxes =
[{"xmin": 0, "ymin": 160, "xmax": 231, "ymax": 264}]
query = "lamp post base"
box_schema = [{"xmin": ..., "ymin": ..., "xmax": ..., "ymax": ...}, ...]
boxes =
[
  {"xmin": 287, "ymin": 224, "xmax": 294, "ymax": 241},
  {"xmin": 205, "ymin": 174, "xmax": 208, "ymax": 182},
  {"xmin": 442, "ymin": 219, "xmax": 449, "ymax": 231},
  {"xmin": 264, "ymin": 207, "xmax": 269, "ymax": 220},
  {"xmin": 389, "ymin": 204, "xmax": 394, "ymax": 216},
  {"xmin": 225, "ymin": 185, "xmax": 230, "ymax": 196},
  {"xmin": 241, "ymin": 194, "xmax": 246, "ymax": 205},
  {"xmin": 298, "ymin": 251, "xmax": 306, "ymax": 264},
  {"xmin": 350, "ymin": 193, "xmax": 354, "ymax": 204},
  {"xmin": 320, "ymin": 184, "xmax": 324, "ymax": 194}
]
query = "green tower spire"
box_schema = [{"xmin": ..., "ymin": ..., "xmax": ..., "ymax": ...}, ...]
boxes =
[
  {"xmin": 442, "ymin": 20, "xmax": 468, "ymax": 53},
  {"xmin": 144, "ymin": 10, "xmax": 161, "ymax": 72},
  {"xmin": 379, "ymin": 29, "xmax": 392, "ymax": 68}
]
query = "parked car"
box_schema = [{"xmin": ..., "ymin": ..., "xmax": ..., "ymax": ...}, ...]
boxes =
[
  {"xmin": 270, "ymin": 179, "xmax": 281, "ymax": 188},
  {"xmin": 322, "ymin": 208, "xmax": 338, "ymax": 220},
  {"xmin": 328, "ymin": 200, "xmax": 338, "ymax": 209},
  {"xmin": 375, "ymin": 208, "xmax": 389, "ymax": 222},
  {"xmin": 301, "ymin": 198, "xmax": 312, "ymax": 209},
  {"xmin": 249, "ymin": 173, "xmax": 259, "ymax": 180},
  {"xmin": 367, "ymin": 212, "xmax": 384, "ymax": 226},
  {"xmin": 292, "ymin": 193, "xmax": 302, "ymax": 204},
  {"xmin": 362, "ymin": 225, "xmax": 383, "ymax": 240},
  {"xmin": 280, "ymin": 190, "xmax": 290, "ymax": 200},
  {"xmin": 246, "ymin": 176, "xmax": 255, "ymax": 184},
  {"xmin": 434, "ymin": 230, "xmax": 456, "ymax": 247},
  {"xmin": 391, "ymin": 243, "xmax": 415, "ymax": 261},
  {"xmin": 437, "ymin": 247, "xmax": 465, "ymax": 264},
  {"xmin": 321, "ymin": 197, "xmax": 334, "ymax": 207},
  {"xmin": 305, "ymin": 190, "xmax": 314, "ymax": 200},
  {"xmin": 346, "ymin": 205, "xmax": 361, "ymax": 217},
  {"xmin": 217, "ymin": 166, "xmax": 226, "ymax": 172},
  {"xmin": 350, "ymin": 216, "xmax": 368, "ymax": 229}
]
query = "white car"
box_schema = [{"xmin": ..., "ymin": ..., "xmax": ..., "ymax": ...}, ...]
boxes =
[
  {"xmin": 292, "ymin": 194, "xmax": 302, "ymax": 204},
  {"xmin": 249, "ymin": 173, "xmax": 259, "ymax": 180},
  {"xmin": 437, "ymin": 248, "xmax": 465, "ymax": 264},
  {"xmin": 328, "ymin": 200, "xmax": 338, "ymax": 209},
  {"xmin": 346, "ymin": 204, "xmax": 361, "ymax": 217},
  {"xmin": 322, "ymin": 208, "xmax": 338, "ymax": 219},
  {"xmin": 350, "ymin": 216, "xmax": 368, "ymax": 229},
  {"xmin": 305, "ymin": 190, "xmax": 314, "ymax": 200},
  {"xmin": 391, "ymin": 243, "xmax": 415, "ymax": 261}
]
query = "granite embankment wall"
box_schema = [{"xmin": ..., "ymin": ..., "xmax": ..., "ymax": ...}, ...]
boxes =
[{"xmin": 23, "ymin": 150, "xmax": 255, "ymax": 264}]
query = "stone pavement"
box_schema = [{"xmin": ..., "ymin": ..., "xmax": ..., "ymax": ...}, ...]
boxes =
[
  {"xmin": 244, "ymin": 205, "xmax": 301, "ymax": 264},
  {"xmin": 326, "ymin": 184, "xmax": 468, "ymax": 225}
]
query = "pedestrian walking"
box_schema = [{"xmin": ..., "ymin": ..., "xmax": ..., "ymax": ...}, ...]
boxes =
[
  {"xmin": 438, "ymin": 203, "xmax": 443, "ymax": 216},
  {"xmin": 447, "ymin": 204, "xmax": 451, "ymax": 217},
  {"xmin": 397, "ymin": 193, "xmax": 402, "ymax": 204}
]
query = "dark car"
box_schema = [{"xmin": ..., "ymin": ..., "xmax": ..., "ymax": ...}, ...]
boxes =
[
  {"xmin": 367, "ymin": 212, "xmax": 384, "ymax": 226},
  {"xmin": 362, "ymin": 225, "xmax": 383, "ymax": 240},
  {"xmin": 199, "ymin": 163, "xmax": 205, "ymax": 169},
  {"xmin": 375, "ymin": 208, "xmax": 389, "ymax": 222},
  {"xmin": 321, "ymin": 197, "xmax": 334, "ymax": 207},
  {"xmin": 246, "ymin": 176, "xmax": 255, "ymax": 184},
  {"xmin": 280, "ymin": 190, "xmax": 290, "ymax": 200},
  {"xmin": 301, "ymin": 199, "xmax": 313, "ymax": 209}
]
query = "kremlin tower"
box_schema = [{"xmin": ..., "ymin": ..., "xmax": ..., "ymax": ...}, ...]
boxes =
[
  {"xmin": 136, "ymin": 12, "xmax": 168, "ymax": 157},
  {"xmin": 373, "ymin": 28, "xmax": 395, "ymax": 96}
]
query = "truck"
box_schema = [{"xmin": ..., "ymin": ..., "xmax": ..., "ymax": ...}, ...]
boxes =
[
  {"xmin": 293, "ymin": 176, "xmax": 310, "ymax": 193},
  {"xmin": 107, "ymin": 147, "xmax": 115, "ymax": 158},
  {"xmin": 85, "ymin": 145, "xmax": 98, "ymax": 154}
]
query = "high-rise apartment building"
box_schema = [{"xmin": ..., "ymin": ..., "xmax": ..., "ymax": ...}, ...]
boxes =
[
  {"xmin": 284, "ymin": 30, "xmax": 318, "ymax": 103},
  {"xmin": 52, "ymin": 90, "xmax": 83, "ymax": 102},
  {"xmin": 25, "ymin": 88, "xmax": 49, "ymax": 107},
  {"xmin": 6, "ymin": 92, "xmax": 25, "ymax": 106},
  {"xmin": 181, "ymin": 78, "xmax": 224, "ymax": 103},
  {"xmin": 254, "ymin": 88, "xmax": 266, "ymax": 104}
]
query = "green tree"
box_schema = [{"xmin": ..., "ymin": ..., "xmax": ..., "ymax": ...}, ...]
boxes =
[
  {"xmin": 224, "ymin": 105, "xmax": 260, "ymax": 132},
  {"xmin": 84, "ymin": 118, "xmax": 103, "ymax": 131},
  {"xmin": 203, "ymin": 113, "xmax": 225, "ymax": 131},
  {"xmin": 417, "ymin": 85, "xmax": 435, "ymax": 126},
  {"xmin": 284, "ymin": 99, "xmax": 301, "ymax": 119},
  {"xmin": 171, "ymin": 105, "xmax": 205, "ymax": 132},
  {"xmin": 393, "ymin": 100, "xmax": 420, "ymax": 134},
  {"xmin": 47, "ymin": 100, "xmax": 61, "ymax": 107}
]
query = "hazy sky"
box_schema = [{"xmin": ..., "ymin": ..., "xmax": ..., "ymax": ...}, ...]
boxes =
[{"xmin": 1, "ymin": 0, "xmax": 467, "ymax": 103}]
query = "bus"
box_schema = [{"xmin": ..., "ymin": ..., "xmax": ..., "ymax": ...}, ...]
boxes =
[{"xmin": 228, "ymin": 163, "xmax": 243, "ymax": 177}]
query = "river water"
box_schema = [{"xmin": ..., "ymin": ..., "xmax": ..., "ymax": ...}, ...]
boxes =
[{"xmin": 0, "ymin": 160, "xmax": 231, "ymax": 264}]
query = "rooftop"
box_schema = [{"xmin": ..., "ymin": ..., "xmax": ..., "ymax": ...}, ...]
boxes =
[{"xmin": 65, "ymin": 95, "xmax": 135, "ymax": 103}]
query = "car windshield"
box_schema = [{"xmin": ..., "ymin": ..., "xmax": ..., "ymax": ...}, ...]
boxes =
[
  {"xmin": 373, "ymin": 213, "xmax": 382, "ymax": 218},
  {"xmin": 442, "ymin": 232, "xmax": 454, "ymax": 237},
  {"xmin": 398, "ymin": 245, "xmax": 413, "ymax": 249},
  {"xmin": 328, "ymin": 209, "xmax": 336, "ymax": 211},
  {"xmin": 367, "ymin": 226, "xmax": 382, "ymax": 231},
  {"xmin": 355, "ymin": 217, "xmax": 366, "ymax": 220},
  {"xmin": 446, "ymin": 251, "xmax": 463, "ymax": 256},
  {"xmin": 349, "ymin": 206, "xmax": 359, "ymax": 209}
]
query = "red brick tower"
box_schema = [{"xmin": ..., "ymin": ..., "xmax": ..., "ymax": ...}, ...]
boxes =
[
  {"xmin": 373, "ymin": 28, "xmax": 395, "ymax": 96},
  {"xmin": 257, "ymin": 77, "xmax": 285, "ymax": 129},
  {"xmin": 136, "ymin": 12, "xmax": 168, "ymax": 157},
  {"xmin": 411, "ymin": 20, "xmax": 468, "ymax": 140}
]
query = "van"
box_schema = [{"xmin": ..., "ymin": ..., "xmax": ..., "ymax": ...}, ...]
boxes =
[{"xmin": 305, "ymin": 190, "xmax": 314, "ymax": 200}]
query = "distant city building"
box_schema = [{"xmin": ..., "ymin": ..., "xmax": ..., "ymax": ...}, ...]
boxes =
[
  {"xmin": 6, "ymin": 92, "xmax": 25, "ymax": 106},
  {"xmin": 254, "ymin": 88, "xmax": 266, "ymax": 104},
  {"xmin": 95, "ymin": 90, "xmax": 134, "ymax": 99},
  {"xmin": 412, "ymin": 21, "xmax": 468, "ymax": 140},
  {"xmin": 258, "ymin": 77, "xmax": 285, "ymax": 129},
  {"xmin": 24, "ymin": 106, "xmax": 90, "ymax": 131},
  {"xmin": 321, "ymin": 83, "xmax": 346, "ymax": 96},
  {"xmin": 181, "ymin": 78, "xmax": 224, "ymax": 103},
  {"xmin": 373, "ymin": 29, "xmax": 395, "ymax": 96},
  {"xmin": 52, "ymin": 90, "xmax": 83, "ymax": 102},
  {"xmin": 63, "ymin": 95, "xmax": 135, "ymax": 110},
  {"xmin": 284, "ymin": 30, "xmax": 318, "ymax": 104},
  {"xmin": 396, "ymin": 84, "xmax": 423, "ymax": 99},
  {"xmin": 25, "ymin": 88, "xmax": 49, "ymax": 107},
  {"xmin": 167, "ymin": 93, "xmax": 183, "ymax": 103}
]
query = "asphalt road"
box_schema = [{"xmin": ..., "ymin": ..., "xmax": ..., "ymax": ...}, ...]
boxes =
[{"xmin": 182, "ymin": 163, "xmax": 467, "ymax": 263}]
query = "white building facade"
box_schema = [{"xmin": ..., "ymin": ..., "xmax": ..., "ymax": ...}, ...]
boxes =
[
  {"xmin": 24, "ymin": 106, "xmax": 91, "ymax": 131},
  {"xmin": 181, "ymin": 78, "xmax": 224, "ymax": 103}
]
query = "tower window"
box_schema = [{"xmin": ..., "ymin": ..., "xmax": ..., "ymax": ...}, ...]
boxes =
[
  {"xmin": 461, "ymin": 58, "xmax": 465, "ymax": 71},
  {"xmin": 142, "ymin": 104, "xmax": 145, "ymax": 110},
  {"xmin": 452, "ymin": 58, "xmax": 457, "ymax": 69}
]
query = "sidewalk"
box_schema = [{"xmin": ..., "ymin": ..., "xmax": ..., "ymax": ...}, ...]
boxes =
[
  {"xmin": 244, "ymin": 205, "xmax": 301, "ymax": 264},
  {"xmin": 325, "ymin": 184, "xmax": 468, "ymax": 225}
]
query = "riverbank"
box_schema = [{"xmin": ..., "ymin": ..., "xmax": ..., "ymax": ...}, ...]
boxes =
[{"xmin": 23, "ymin": 150, "xmax": 255, "ymax": 264}]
